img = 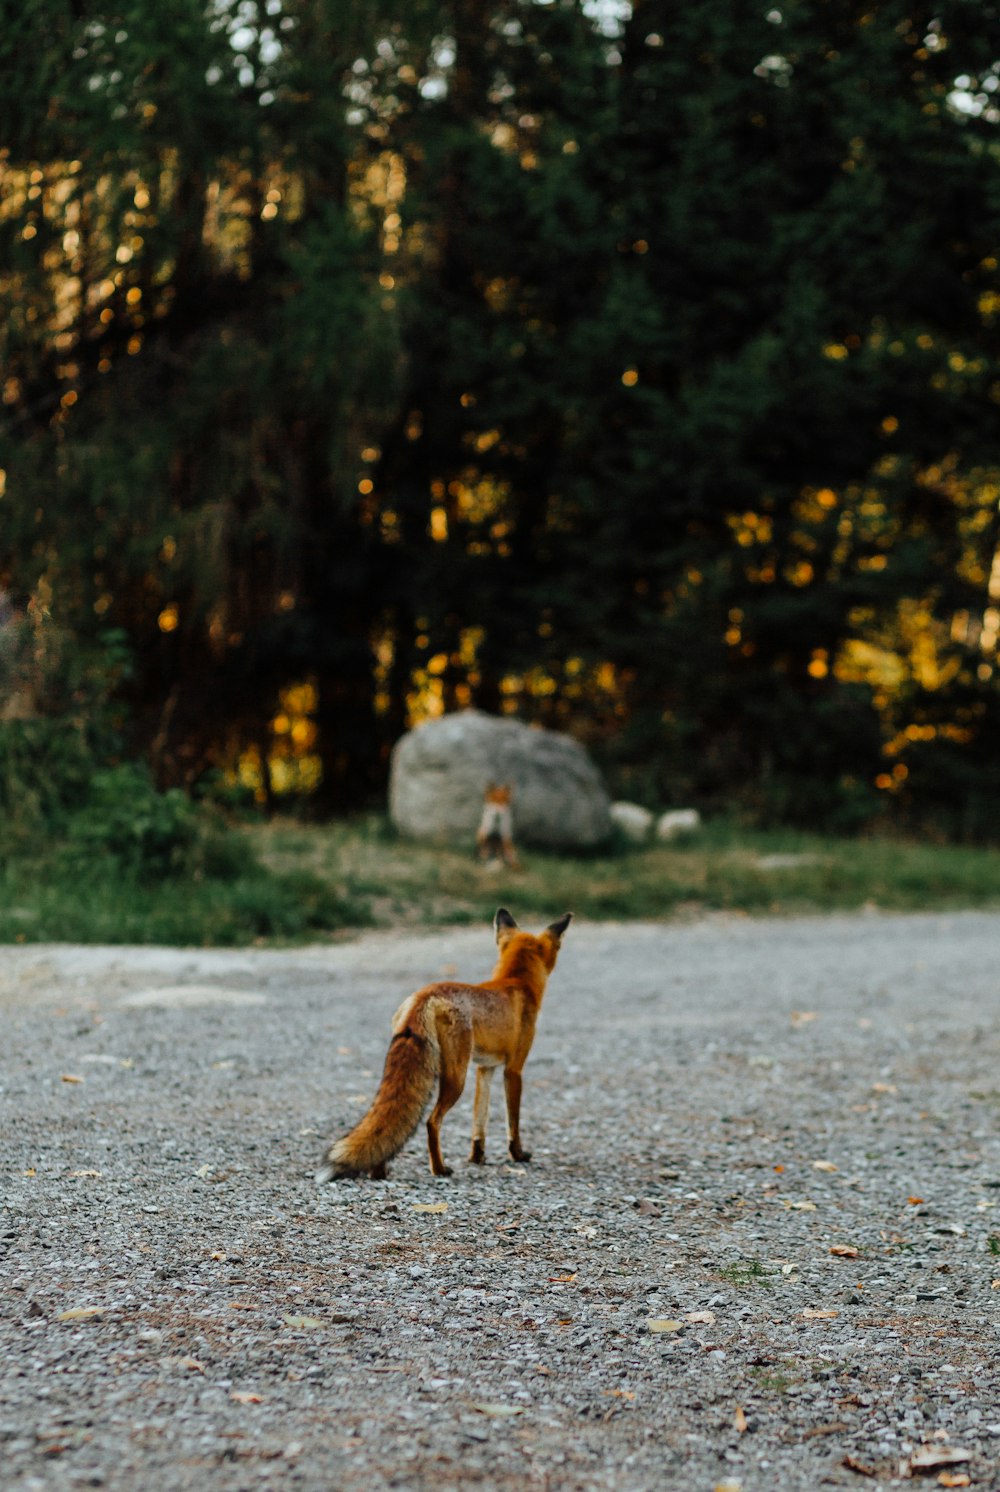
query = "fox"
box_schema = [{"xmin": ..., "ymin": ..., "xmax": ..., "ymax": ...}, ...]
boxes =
[
  {"xmin": 476, "ymin": 783, "xmax": 519, "ymax": 869},
  {"xmin": 316, "ymin": 907, "xmax": 572, "ymax": 1181}
]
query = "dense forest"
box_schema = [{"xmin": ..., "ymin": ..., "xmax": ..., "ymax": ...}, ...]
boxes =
[{"xmin": 3, "ymin": 0, "xmax": 1000, "ymax": 838}]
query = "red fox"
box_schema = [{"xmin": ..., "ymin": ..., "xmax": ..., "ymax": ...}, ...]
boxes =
[
  {"xmin": 476, "ymin": 783, "xmax": 519, "ymax": 868},
  {"xmin": 316, "ymin": 908, "xmax": 572, "ymax": 1180}
]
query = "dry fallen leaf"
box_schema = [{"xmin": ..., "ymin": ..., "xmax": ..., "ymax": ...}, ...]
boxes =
[
  {"xmin": 734, "ymin": 1406, "xmax": 748, "ymax": 1433},
  {"xmin": 412, "ymin": 1202, "xmax": 448, "ymax": 1214},
  {"xmin": 906, "ymin": 1447, "xmax": 971, "ymax": 1473},
  {"xmin": 68, "ymin": 1170, "xmax": 102, "ymax": 1179},
  {"xmin": 685, "ymin": 1311, "xmax": 716, "ymax": 1325},
  {"xmin": 907, "ymin": 1196, "xmax": 925, "ymax": 1206},
  {"xmin": 790, "ymin": 1010, "xmax": 818, "ymax": 1026},
  {"xmin": 937, "ymin": 1476, "xmax": 971, "ymax": 1489},
  {"xmin": 604, "ymin": 1389, "xmax": 635, "ymax": 1401},
  {"xmin": 60, "ymin": 1074, "xmax": 85, "ymax": 1084},
  {"xmin": 842, "ymin": 1453, "xmax": 878, "ymax": 1477},
  {"xmin": 179, "ymin": 1357, "xmax": 205, "ymax": 1373},
  {"xmin": 813, "ymin": 1161, "xmax": 838, "ymax": 1173},
  {"xmin": 56, "ymin": 1307, "xmax": 104, "ymax": 1322},
  {"xmin": 786, "ymin": 1201, "xmax": 818, "ymax": 1211},
  {"xmin": 231, "ymin": 1392, "xmax": 264, "ymax": 1405},
  {"xmin": 830, "ymin": 1245, "xmax": 861, "ymax": 1259},
  {"xmin": 802, "ymin": 1308, "xmax": 839, "ymax": 1320},
  {"xmin": 548, "ymin": 1274, "xmax": 577, "ymax": 1284},
  {"xmin": 647, "ymin": 1318, "xmax": 683, "ymax": 1334},
  {"xmin": 282, "ymin": 1314, "xmax": 324, "ymax": 1330},
  {"xmin": 228, "ymin": 1301, "xmax": 258, "ymax": 1311},
  {"xmin": 210, "ymin": 1250, "xmax": 227, "ymax": 1261},
  {"xmin": 872, "ymin": 1082, "xmax": 898, "ymax": 1094}
]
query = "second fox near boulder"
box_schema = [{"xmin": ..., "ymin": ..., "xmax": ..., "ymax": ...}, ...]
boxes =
[{"xmin": 388, "ymin": 709, "xmax": 612, "ymax": 852}]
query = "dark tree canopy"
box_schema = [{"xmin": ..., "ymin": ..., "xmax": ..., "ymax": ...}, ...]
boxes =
[{"xmin": 3, "ymin": 0, "xmax": 1000, "ymax": 834}]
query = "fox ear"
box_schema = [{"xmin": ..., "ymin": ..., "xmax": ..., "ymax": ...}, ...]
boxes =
[
  {"xmin": 546, "ymin": 912, "xmax": 573, "ymax": 943},
  {"xmin": 494, "ymin": 907, "xmax": 518, "ymax": 944}
]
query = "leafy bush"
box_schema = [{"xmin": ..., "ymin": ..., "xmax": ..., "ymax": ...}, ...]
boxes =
[
  {"xmin": 0, "ymin": 627, "xmax": 132, "ymax": 854},
  {"xmin": 62, "ymin": 764, "xmax": 206, "ymax": 880}
]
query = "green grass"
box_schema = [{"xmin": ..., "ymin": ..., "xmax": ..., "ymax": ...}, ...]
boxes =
[
  {"xmin": 2, "ymin": 813, "xmax": 1000, "ymax": 945},
  {"xmin": 716, "ymin": 1259, "xmax": 773, "ymax": 1290},
  {"xmin": 749, "ymin": 1365, "xmax": 798, "ymax": 1394},
  {"xmin": 0, "ymin": 854, "xmax": 369, "ymax": 946},
  {"xmin": 252, "ymin": 814, "xmax": 1000, "ymax": 930}
]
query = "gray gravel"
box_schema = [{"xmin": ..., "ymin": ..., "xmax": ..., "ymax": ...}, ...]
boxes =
[{"xmin": 2, "ymin": 910, "xmax": 1000, "ymax": 1491}]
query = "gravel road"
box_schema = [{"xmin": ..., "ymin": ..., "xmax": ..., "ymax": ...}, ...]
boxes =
[{"xmin": 2, "ymin": 910, "xmax": 1000, "ymax": 1492}]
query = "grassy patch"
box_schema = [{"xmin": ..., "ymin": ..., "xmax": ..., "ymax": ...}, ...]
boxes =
[
  {"xmin": 716, "ymin": 1259, "xmax": 773, "ymax": 1290},
  {"xmin": 4, "ymin": 811, "xmax": 1000, "ymax": 945},
  {"xmin": 251, "ymin": 814, "xmax": 1000, "ymax": 930},
  {"xmin": 0, "ymin": 846, "xmax": 369, "ymax": 946},
  {"xmin": 749, "ymin": 1365, "xmax": 798, "ymax": 1394}
]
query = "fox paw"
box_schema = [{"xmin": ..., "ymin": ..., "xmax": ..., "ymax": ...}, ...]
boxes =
[
  {"xmin": 469, "ymin": 1140, "xmax": 486, "ymax": 1165},
  {"xmin": 509, "ymin": 1146, "xmax": 532, "ymax": 1164}
]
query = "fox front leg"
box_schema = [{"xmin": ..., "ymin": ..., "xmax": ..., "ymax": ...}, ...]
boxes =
[
  {"xmin": 504, "ymin": 1068, "xmax": 531, "ymax": 1163},
  {"xmin": 469, "ymin": 1066, "xmax": 493, "ymax": 1164}
]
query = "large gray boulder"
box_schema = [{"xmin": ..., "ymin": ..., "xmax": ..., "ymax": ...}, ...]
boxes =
[{"xmin": 389, "ymin": 710, "xmax": 613, "ymax": 850}]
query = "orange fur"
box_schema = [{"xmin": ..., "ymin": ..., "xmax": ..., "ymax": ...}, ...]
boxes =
[
  {"xmin": 476, "ymin": 783, "xmax": 519, "ymax": 868},
  {"xmin": 317, "ymin": 908, "xmax": 572, "ymax": 1180}
]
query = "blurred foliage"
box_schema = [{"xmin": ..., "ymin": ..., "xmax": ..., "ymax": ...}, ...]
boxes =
[{"xmin": 3, "ymin": 1, "xmax": 1000, "ymax": 838}]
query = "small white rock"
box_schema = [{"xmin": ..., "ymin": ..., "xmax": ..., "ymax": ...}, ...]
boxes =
[
  {"xmin": 655, "ymin": 808, "xmax": 701, "ymax": 840},
  {"xmin": 610, "ymin": 802, "xmax": 654, "ymax": 843}
]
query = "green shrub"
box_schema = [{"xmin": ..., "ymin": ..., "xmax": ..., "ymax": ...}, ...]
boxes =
[{"xmin": 62, "ymin": 763, "xmax": 204, "ymax": 879}]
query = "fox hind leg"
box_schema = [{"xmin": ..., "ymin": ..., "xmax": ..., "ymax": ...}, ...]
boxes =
[
  {"xmin": 426, "ymin": 1019, "xmax": 471, "ymax": 1178},
  {"xmin": 504, "ymin": 1068, "xmax": 531, "ymax": 1163},
  {"xmin": 469, "ymin": 1066, "xmax": 494, "ymax": 1163}
]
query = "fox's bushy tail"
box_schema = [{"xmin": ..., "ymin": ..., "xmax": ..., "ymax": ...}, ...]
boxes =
[{"xmin": 316, "ymin": 1016, "xmax": 437, "ymax": 1181}]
